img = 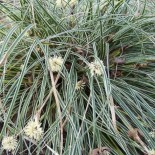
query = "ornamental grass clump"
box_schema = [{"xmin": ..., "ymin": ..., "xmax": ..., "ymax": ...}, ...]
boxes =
[{"xmin": 1, "ymin": 0, "xmax": 155, "ymax": 155}]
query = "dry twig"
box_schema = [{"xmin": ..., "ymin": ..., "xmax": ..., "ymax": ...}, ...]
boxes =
[{"xmin": 49, "ymin": 71, "xmax": 63, "ymax": 155}]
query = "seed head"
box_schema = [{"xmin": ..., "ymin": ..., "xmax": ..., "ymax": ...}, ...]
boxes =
[
  {"xmin": 69, "ymin": 0, "xmax": 77, "ymax": 7},
  {"xmin": 75, "ymin": 80, "xmax": 85, "ymax": 90},
  {"xmin": 149, "ymin": 150, "xmax": 155, "ymax": 155},
  {"xmin": 88, "ymin": 59, "xmax": 103, "ymax": 76},
  {"xmin": 49, "ymin": 56, "xmax": 63, "ymax": 72},
  {"xmin": 24, "ymin": 119, "xmax": 43, "ymax": 141},
  {"xmin": 2, "ymin": 136, "xmax": 18, "ymax": 151},
  {"xmin": 55, "ymin": 0, "xmax": 67, "ymax": 7},
  {"xmin": 149, "ymin": 131, "xmax": 155, "ymax": 138},
  {"xmin": 55, "ymin": 0, "xmax": 77, "ymax": 7}
]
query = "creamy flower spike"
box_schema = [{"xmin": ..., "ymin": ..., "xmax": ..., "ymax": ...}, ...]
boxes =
[
  {"xmin": 24, "ymin": 119, "xmax": 43, "ymax": 141},
  {"xmin": 149, "ymin": 150, "xmax": 155, "ymax": 155},
  {"xmin": 89, "ymin": 59, "xmax": 103, "ymax": 76},
  {"xmin": 149, "ymin": 131, "xmax": 155, "ymax": 138},
  {"xmin": 49, "ymin": 56, "xmax": 63, "ymax": 72},
  {"xmin": 69, "ymin": 0, "xmax": 77, "ymax": 7},
  {"xmin": 56, "ymin": 0, "xmax": 77, "ymax": 7},
  {"xmin": 24, "ymin": 32, "xmax": 29, "ymax": 37},
  {"xmin": 2, "ymin": 136, "xmax": 18, "ymax": 151},
  {"xmin": 75, "ymin": 80, "xmax": 85, "ymax": 90},
  {"xmin": 56, "ymin": 0, "xmax": 66, "ymax": 7}
]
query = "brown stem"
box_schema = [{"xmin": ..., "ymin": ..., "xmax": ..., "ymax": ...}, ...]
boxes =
[
  {"xmin": 109, "ymin": 95, "xmax": 117, "ymax": 131},
  {"xmin": 35, "ymin": 74, "xmax": 60, "ymax": 118},
  {"xmin": 62, "ymin": 107, "xmax": 71, "ymax": 128},
  {"xmin": 135, "ymin": 136, "xmax": 150, "ymax": 155},
  {"xmin": 49, "ymin": 71, "xmax": 63, "ymax": 155},
  {"xmin": 128, "ymin": 128, "xmax": 150, "ymax": 155},
  {"xmin": 0, "ymin": 53, "xmax": 8, "ymax": 67}
]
